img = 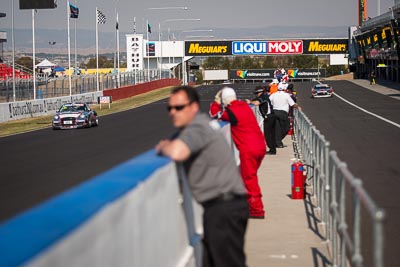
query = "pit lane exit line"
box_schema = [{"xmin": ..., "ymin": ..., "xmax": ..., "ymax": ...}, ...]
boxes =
[{"xmin": 334, "ymin": 93, "xmax": 400, "ymax": 129}]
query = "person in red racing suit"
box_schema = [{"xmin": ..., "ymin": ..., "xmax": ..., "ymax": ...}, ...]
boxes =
[{"xmin": 209, "ymin": 87, "xmax": 266, "ymax": 218}]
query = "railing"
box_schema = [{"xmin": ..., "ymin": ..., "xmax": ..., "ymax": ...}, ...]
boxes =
[
  {"xmin": 293, "ymin": 109, "xmax": 385, "ymax": 267},
  {"xmin": 0, "ymin": 69, "xmax": 174, "ymax": 103}
]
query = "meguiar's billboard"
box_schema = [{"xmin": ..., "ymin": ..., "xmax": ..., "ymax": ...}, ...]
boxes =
[
  {"xmin": 302, "ymin": 39, "xmax": 348, "ymax": 54},
  {"xmin": 185, "ymin": 41, "xmax": 232, "ymax": 56}
]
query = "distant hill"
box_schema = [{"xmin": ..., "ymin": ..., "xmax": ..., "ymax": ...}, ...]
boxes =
[{"xmin": 1, "ymin": 26, "xmax": 350, "ymax": 54}]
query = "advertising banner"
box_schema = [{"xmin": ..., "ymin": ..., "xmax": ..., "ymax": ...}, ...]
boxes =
[
  {"xmin": 185, "ymin": 41, "xmax": 232, "ymax": 56},
  {"xmin": 230, "ymin": 69, "xmax": 275, "ymax": 79},
  {"xmin": 290, "ymin": 68, "xmax": 326, "ymax": 79},
  {"xmin": 232, "ymin": 40, "xmax": 303, "ymax": 55},
  {"xmin": 185, "ymin": 39, "xmax": 348, "ymax": 56},
  {"xmin": 230, "ymin": 68, "xmax": 326, "ymax": 80},
  {"xmin": 303, "ymin": 39, "xmax": 348, "ymax": 54}
]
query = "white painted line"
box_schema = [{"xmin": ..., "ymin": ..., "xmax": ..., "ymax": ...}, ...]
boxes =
[
  {"xmin": 267, "ymin": 254, "xmax": 300, "ymax": 259},
  {"xmin": 268, "ymin": 254, "xmax": 287, "ymax": 259},
  {"xmin": 334, "ymin": 93, "xmax": 400, "ymax": 129}
]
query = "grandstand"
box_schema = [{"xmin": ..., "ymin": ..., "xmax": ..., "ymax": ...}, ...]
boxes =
[{"xmin": 0, "ymin": 62, "xmax": 32, "ymax": 81}]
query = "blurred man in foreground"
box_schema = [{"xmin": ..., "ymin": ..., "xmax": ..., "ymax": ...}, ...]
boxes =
[{"xmin": 156, "ymin": 86, "xmax": 249, "ymax": 267}]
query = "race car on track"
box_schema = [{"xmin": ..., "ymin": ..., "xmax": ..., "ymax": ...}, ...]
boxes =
[
  {"xmin": 52, "ymin": 102, "xmax": 98, "ymax": 130},
  {"xmin": 311, "ymin": 83, "xmax": 334, "ymax": 98}
]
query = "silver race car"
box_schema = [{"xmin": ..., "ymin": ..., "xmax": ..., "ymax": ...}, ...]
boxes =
[
  {"xmin": 52, "ymin": 102, "xmax": 99, "ymax": 130},
  {"xmin": 311, "ymin": 83, "xmax": 334, "ymax": 98}
]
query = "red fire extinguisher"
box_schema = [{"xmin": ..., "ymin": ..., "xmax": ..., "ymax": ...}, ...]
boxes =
[
  {"xmin": 287, "ymin": 116, "xmax": 294, "ymax": 135},
  {"xmin": 291, "ymin": 161, "xmax": 306, "ymax": 199}
]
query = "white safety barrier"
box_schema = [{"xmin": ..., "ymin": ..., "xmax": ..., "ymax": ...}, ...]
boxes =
[
  {"xmin": 0, "ymin": 150, "xmax": 203, "ymax": 267},
  {"xmin": 0, "ymin": 92, "xmax": 103, "ymax": 123},
  {"xmin": 0, "ymin": 122, "xmax": 237, "ymax": 267}
]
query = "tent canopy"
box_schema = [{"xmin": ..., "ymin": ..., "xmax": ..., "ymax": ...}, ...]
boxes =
[
  {"xmin": 53, "ymin": 66, "xmax": 65, "ymax": 72},
  {"xmin": 35, "ymin": 59, "xmax": 56, "ymax": 69}
]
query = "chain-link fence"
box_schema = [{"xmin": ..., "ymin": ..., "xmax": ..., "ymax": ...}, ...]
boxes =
[{"xmin": 0, "ymin": 69, "xmax": 173, "ymax": 103}]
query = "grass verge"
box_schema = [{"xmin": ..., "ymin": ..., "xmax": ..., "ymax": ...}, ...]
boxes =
[{"xmin": 0, "ymin": 86, "xmax": 174, "ymax": 137}]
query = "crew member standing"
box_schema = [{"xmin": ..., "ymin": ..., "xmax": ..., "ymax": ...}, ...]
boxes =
[
  {"xmin": 270, "ymin": 86, "xmax": 301, "ymax": 147},
  {"xmin": 269, "ymin": 79, "xmax": 279, "ymax": 94},
  {"xmin": 209, "ymin": 87, "xmax": 266, "ymax": 219},
  {"xmin": 246, "ymin": 86, "xmax": 277, "ymax": 155}
]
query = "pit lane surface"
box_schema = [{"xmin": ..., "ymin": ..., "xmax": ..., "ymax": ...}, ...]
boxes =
[
  {"xmin": 1, "ymin": 81, "xmax": 399, "ymax": 266},
  {"xmin": 294, "ymin": 80, "xmax": 400, "ymax": 267}
]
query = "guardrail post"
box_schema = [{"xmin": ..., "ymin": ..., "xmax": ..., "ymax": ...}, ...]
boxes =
[
  {"xmin": 352, "ymin": 178, "xmax": 363, "ymax": 267},
  {"xmin": 329, "ymin": 156, "xmax": 338, "ymax": 267},
  {"xmin": 323, "ymin": 140, "xmax": 330, "ymax": 241},
  {"xmin": 374, "ymin": 208, "xmax": 385, "ymax": 267},
  {"xmin": 176, "ymin": 163, "xmax": 202, "ymax": 267}
]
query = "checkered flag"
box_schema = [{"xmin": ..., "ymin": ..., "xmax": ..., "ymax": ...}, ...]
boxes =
[{"xmin": 97, "ymin": 9, "xmax": 106, "ymax": 24}]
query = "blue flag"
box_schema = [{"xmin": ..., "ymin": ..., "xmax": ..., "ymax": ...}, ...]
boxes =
[
  {"xmin": 147, "ymin": 23, "xmax": 152, "ymax": 34},
  {"xmin": 69, "ymin": 4, "xmax": 79, "ymax": 19}
]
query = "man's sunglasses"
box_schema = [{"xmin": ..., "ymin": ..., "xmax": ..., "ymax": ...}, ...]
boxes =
[{"xmin": 167, "ymin": 103, "xmax": 191, "ymax": 112}]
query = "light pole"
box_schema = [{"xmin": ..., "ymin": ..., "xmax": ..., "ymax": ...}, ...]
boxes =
[
  {"xmin": 48, "ymin": 41, "xmax": 56, "ymax": 61},
  {"xmin": 185, "ymin": 35, "xmax": 214, "ymax": 39},
  {"xmin": 179, "ymin": 29, "xmax": 213, "ymax": 40},
  {"xmin": 377, "ymin": 0, "xmax": 381, "ymax": 16},
  {"xmin": 148, "ymin": 6, "xmax": 188, "ymax": 10},
  {"xmin": 177, "ymin": 29, "xmax": 212, "ymax": 84},
  {"xmin": 147, "ymin": 6, "xmax": 188, "ymax": 81},
  {"xmin": 158, "ymin": 18, "xmax": 200, "ymax": 79}
]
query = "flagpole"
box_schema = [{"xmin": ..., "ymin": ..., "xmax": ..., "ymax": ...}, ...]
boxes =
[
  {"xmin": 117, "ymin": 12, "xmax": 120, "ymax": 88},
  {"xmin": 67, "ymin": 0, "xmax": 72, "ymax": 95},
  {"xmin": 113, "ymin": 8, "xmax": 116, "ymax": 72},
  {"xmin": 133, "ymin": 17, "xmax": 137, "ymax": 84},
  {"xmin": 96, "ymin": 7, "xmax": 99, "ymax": 91},
  {"xmin": 74, "ymin": 0, "xmax": 78, "ymax": 70},
  {"xmin": 146, "ymin": 19, "xmax": 150, "ymax": 82},
  {"xmin": 32, "ymin": 9, "xmax": 36, "ymax": 100},
  {"xmin": 11, "ymin": 0, "xmax": 16, "ymax": 102}
]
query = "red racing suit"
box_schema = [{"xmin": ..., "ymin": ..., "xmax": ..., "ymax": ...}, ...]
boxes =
[{"xmin": 209, "ymin": 100, "xmax": 266, "ymax": 217}]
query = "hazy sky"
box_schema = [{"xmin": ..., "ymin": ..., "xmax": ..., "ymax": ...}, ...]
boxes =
[{"xmin": 0, "ymin": 0, "xmax": 395, "ymax": 33}]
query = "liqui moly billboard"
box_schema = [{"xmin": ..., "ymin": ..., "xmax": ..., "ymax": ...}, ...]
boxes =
[
  {"xmin": 267, "ymin": 40, "xmax": 303, "ymax": 54},
  {"xmin": 232, "ymin": 40, "xmax": 303, "ymax": 55}
]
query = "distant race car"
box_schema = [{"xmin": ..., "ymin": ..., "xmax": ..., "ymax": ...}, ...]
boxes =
[
  {"xmin": 311, "ymin": 83, "xmax": 334, "ymax": 98},
  {"xmin": 52, "ymin": 102, "xmax": 99, "ymax": 130},
  {"xmin": 222, "ymin": 80, "xmax": 232, "ymax": 85}
]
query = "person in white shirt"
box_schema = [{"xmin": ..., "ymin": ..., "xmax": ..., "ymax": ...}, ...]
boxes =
[
  {"xmin": 278, "ymin": 80, "xmax": 288, "ymax": 91},
  {"xmin": 269, "ymin": 86, "xmax": 301, "ymax": 147}
]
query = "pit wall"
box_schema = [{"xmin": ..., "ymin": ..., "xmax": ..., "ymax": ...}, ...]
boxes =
[{"xmin": 103, "ymin": 79, "xmax": 181, "ymax": 101}]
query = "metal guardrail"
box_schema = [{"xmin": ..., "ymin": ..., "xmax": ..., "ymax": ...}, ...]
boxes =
[{"xmin": 293, "ymin": 109, "xmax": 385, "ymax": 267}]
